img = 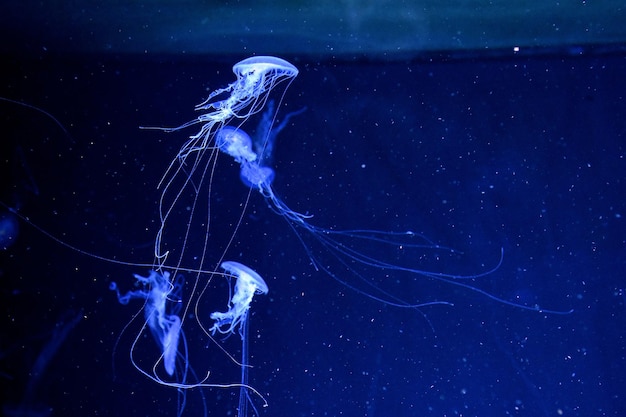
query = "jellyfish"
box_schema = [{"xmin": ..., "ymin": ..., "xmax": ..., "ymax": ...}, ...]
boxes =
[
  {"xmin": 110, "ymin": 56, "xmax": 297, "ymax": 389},
  {"xmin": 209, "ymin": 262, "xmax": 268, "ymax": 417},
  {"xmin": 209, "ymin": 261, "xmax": 269, "ymax": 335},
  {"xmin": 215, "ymin": 126, "xmax": 258, "ymax": 164},
  {"xmin": 240, "ymin": 160, "xmax": 276, "ymax": 190},
  {"xmin": 110, "ymin": 270, "xmax": 183, "ymax": 377}
]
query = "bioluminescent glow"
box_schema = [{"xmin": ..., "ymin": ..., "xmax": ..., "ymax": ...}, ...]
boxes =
[
  {"xmin": 210, "ymin": 262, "xmax": 268, "ymax": 417},
  {"xmin": 210, "ymin": 261, "xmax": 269, "ymax": 336},
  {"xmin": 110, "ymin": 270, "xmax": 182, "ymax": 376}
]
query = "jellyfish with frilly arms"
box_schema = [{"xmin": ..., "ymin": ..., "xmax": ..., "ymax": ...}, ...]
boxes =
[
  {"xmin": 144, "ymin": 56, "xmax": 299, "ymax": 163},
  {"xmin": 110, "ymin": 270, "xmax": 182, "ymax": 377},
  {"xmin": 210, "ymin": 261, "xmax": 269, "ymax": 417}
]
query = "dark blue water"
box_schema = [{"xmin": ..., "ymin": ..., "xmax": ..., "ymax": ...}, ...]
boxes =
[{"xmin": 1, "ymin": 51, "xmax": 624, "ymax": 416}]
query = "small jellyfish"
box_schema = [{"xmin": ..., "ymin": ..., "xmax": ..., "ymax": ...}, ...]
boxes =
[
  {"xmin": 215, "ymin": 126, "xmax": 257, "ymax": 164},
  {"xmin": 110, "ymin": 270, "xmax": 183, "ymax": 376},
  {"xmin": 240, "ymin": 161, "xmax": 275, "ymax": 190},
  {"xmin": 210, "ymin": 262, "xmax": 268, "ymax": 417},
  {"xmin": 210, "ymin": 261, "xmax": 268, "ymax": 336}
]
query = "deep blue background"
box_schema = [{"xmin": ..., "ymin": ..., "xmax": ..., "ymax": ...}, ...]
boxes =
[{"xmin": 1, "ymin": 51, "xmax": 625, "ymax": 416}]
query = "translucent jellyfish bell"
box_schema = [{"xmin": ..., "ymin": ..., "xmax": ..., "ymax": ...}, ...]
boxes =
[
  {"xmin": 230, "ymin": 56, "xmax": 299, "ymax": 108},
  {"xmin": 240, "ymin": 161, "xmax": 275, "ymax": 190},
  {"xmin": 215, "ymin": 126, "xmax": 257, "ymax": 163},
  {"xmin": 233, "ymin": 56, "xmax": 299, "ymax": 77}
]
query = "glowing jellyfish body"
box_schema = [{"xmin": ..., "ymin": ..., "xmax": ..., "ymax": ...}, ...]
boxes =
[
  {"xmin": 110, "ymin": 270, "xmax": 182, "ymax": 376},
  {"xmin": 240, "ymin": 161, "xmax": 275, "ymax": 190},
  {"xmin": 210, "ymin": 261, "xmax": 268, "ymax": 335},
  {"xmin": 210, "ymin": 262, "xmax": 268, "ymax": 417},
  {"xmin": 215, "ymin": 126, "xmax": 257, "ymax": 163}
]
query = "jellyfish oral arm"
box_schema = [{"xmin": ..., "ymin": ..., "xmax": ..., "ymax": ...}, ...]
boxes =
[
  {"xmin": 160, "ymin": 314, "xmax": 181, "ymax": 376},
  {"xmin": 111, "ymin": 270, "xmax": 183, "ymax": 376}
]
